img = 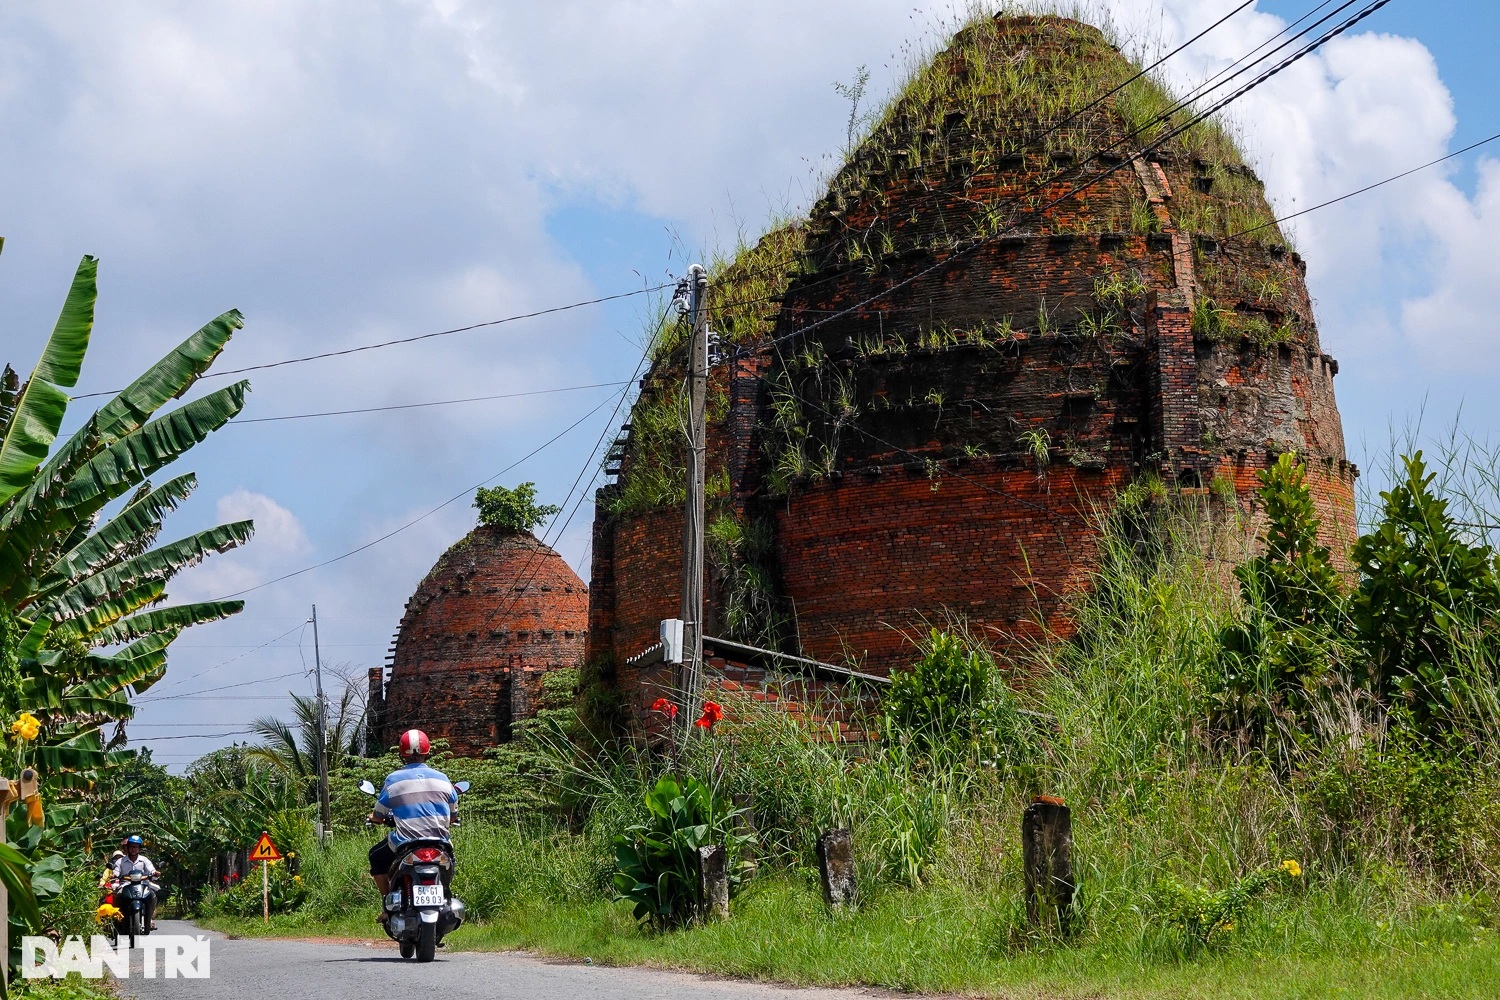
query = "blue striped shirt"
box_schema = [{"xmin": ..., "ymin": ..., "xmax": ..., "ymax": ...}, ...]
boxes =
[{"xmin": 373, "ymin": 763, "xmax": 457, "ymax": 846}]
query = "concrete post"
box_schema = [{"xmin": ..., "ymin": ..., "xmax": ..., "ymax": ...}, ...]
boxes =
[
  {"xmin": 697, "ymin": 845, "xmax": 729, "ymax": 922},
  {"xmin": 816, "ymin": 828, "xmax": 857, "ymax": 909},
  {"xmin": 1022, "ymin": 795, "xmax": 1075, "ymax": 934}
]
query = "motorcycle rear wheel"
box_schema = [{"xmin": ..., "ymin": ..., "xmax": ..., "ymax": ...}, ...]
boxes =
[{"xmin": 415, "ymin": 921, "xmax": 436, "ymax": 963}]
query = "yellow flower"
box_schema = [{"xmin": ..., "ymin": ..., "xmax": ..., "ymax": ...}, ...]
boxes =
[
  {"xmin": 10, "ymin": 712, "xmax": 41, "ymax": 741},
  {"xmin": 292, "ymin": 875, "xmax": 302, "ymax": 883},
  {"xmin": 96, "ymin": 903, "xmax": 121, "ymax": 921},
  {"xmin": 1281, "ymin": 860, "xmax": 1302, "ymax": 878}
]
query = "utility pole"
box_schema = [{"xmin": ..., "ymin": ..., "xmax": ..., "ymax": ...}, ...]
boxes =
[
  {"xmin": 310, "ymin": 605, "xmax": 331, "ymax": 841},
  {"xmin": 679, "ymin": 263, "xmax": 709, "ymax": 730}
]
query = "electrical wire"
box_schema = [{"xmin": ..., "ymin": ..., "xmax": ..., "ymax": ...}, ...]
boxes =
[
  {"xmin": 208, "ymin": 389, "xmax": 627, "ymax": 601},
  {"xmin": 227, "ymin": 381, "xmax": 631, "ymax": 425},
  {"xmin": 136, "ymin": 669, "xmax": 305, "ymax": 704},
  {"xmin": 1226, "ymin": 131, "xmax": 1500, "ymax": 242},
  {"xmin": 72, "ymin": 284, "xmax": 671, "ymax": 400},
  {"xmin": 146, "ymin": 623, "xmax": 307, "ymax": 694}
]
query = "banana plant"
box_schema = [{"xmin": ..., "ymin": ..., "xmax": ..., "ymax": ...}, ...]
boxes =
[{"xmin": 0, "ymin": 254, "xmax": 256, "ymax": 777}]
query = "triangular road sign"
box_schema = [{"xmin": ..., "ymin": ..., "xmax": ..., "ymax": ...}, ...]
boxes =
[{"xmin": 249, "ymin": 832, "xmax": 281, "ymax": 862}]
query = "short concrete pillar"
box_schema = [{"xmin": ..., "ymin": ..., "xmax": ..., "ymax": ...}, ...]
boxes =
[
  {"xmin": 1022, "ymin": 796, "xmax": 1075, "ymax": 934},
  {"xmin": 698, "ymin": 845, "xmax": 729, "ymax": 922},
  {"xmin": 816, "ymin": 828, "xmax": 857, "ymax": 909},
  {"xmin": 732, "ymin": 793, "xmax": 759, "ymax": 878}
]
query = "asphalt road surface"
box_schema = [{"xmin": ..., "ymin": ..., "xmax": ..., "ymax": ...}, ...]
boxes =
[{"xmin": 119, "ymin": 920, "xmax": 899, "ymax": 1000}]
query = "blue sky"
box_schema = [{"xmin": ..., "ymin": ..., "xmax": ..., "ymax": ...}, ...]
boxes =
[{"xmin": 1, "ymin": 1, "xmax": 1496, "ymax": 768}]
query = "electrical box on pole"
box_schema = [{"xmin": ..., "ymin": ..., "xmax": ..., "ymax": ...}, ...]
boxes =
[{"xmin": 679, "ymin": 264, "xmax": 709, "ymax": 729}]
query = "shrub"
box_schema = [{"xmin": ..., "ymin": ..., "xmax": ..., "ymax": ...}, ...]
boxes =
[
  {"xmin": 1350, "ymin": 452, "xmax": 1500, "ymax": 728},
  {"xmin": 883, "ymin": 628, "xmax": 1038, "ymax": 773},
  {"xmin": 612, "ymin": 775, "xmax": 750, "ymax": 930},
  {"xmin": 1153, "ymin": 860, "xmax": 1302, "ymax": 952},
  {"xmin": 1213, "ymin": 453, "xmax": 1349, "ymax": 744},
  {"xmin": 473, "ymin": 482, "xmax": 560, "ymax": 533}
]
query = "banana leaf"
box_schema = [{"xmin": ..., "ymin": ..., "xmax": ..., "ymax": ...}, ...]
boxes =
[
  {"xmin": 47, "ymin": 579, "xmax": 165, "ymax": 645},
  {"xmin": 3, "ymin": 310, "xmax": 241, "ymax": 524},
  {"xmin": 68, "ymin": 630, "xmax": 180, "ymax": 699},
  {"xmin": 0, "ymin": 255, "xmax": 96, "ymax": 507},
  {"xmin": 35, "ymin": 474, "xmax": 197, "ymax": 594},
  {"xmin": 36, "ymin": 520, "xmax": 252, "ymax": 621},
  {"xmin": 87, "ymin": 599, "xmax": 243, "ymax": 646},
  {"xmin": 0, "ymin": 365, "xmax": 18, "ymax": 435},
  {"xmin": 0, "ymin": 385, "xmax": 245, "ymax": 597},
  {"xmin": 0, "ymin": 839, "xmax": 43, "ymax": 930}
]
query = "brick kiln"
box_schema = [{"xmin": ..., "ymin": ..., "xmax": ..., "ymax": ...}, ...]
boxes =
[
  {"xmin": 377, "ymin": 526, "xmax": 587, "ymax": 755},
  {"xmin": 589, "ymin": 13, "xmax": 1355, "ymax": 715}
]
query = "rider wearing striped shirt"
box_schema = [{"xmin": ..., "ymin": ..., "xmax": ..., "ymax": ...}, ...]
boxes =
[{"xmin": 367, "ymin": 729, "xmax": 458, "ymax": 910}]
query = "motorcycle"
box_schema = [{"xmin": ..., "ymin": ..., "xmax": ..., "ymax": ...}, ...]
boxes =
[
  {"xmin": 112, "ymin": 871, "xmax": 158, "ymax": 948},
  {"xmin": 359, "ymin": 777, "xmax": 469, "ymax": 962}
]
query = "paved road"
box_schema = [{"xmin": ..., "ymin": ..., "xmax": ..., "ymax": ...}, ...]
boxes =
[{"xmin": 119, "ymin": 920, "xmax": 897, "ymax": 1000}]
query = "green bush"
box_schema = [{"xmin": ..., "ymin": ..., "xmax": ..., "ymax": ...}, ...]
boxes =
[
  {"xmin": 1213, "ymin": 452, "xmax": 1349, "ymax": 745},
  {"xmin": 883, "ymin": 628, "xmax": 1037, "ymax": 771},
  {"xmin": 612, "ymin": 775, "xmax": 751, "ymax": 930},
  {"xmin": 1351, "ymin": 452, "xmax": 1500, "ymax": 728},
  {"xmin": 199, "ymin": 861, "xmax": 306, "ymax": 918},
  {"xmin": 473, "ymin": 482, "xmax": 560, "ymax": 533}
]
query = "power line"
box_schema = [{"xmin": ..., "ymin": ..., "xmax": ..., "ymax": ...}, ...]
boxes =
[
  {"xmin": 147, "ymin": 623, "xmax": 306, "ymax": 694},
  {"xmin": 128, "ymin": 731, "xmax": 256, "ymax": 741},
  {"xmin": 1226, "ymin": 131, "xmax": 1500, "ymax": 242},
  {"xmin": 209, "ymin": 388, "xmax": 629, "ymax": 601},
  {"xmin": 227, "ymin": 381, "xmax": 630, "ymax": 425},
  {"xmin": 73, "ymin": 284, "xmax": 671, "ymax": 399},
  {"xmin": 136, "ymin": 669, "xmax": 305, "ymax": 704}
]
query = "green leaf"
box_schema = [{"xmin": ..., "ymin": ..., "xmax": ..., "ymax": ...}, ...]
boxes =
[
  {"xmin": 87, "ymin": 599, "xmax": 244, "ymax": 647},
  {"xmin": 0, "ymin": 840, "xmax": 43, "ymax": 931},
  {"xmin": 37, "ymin": 520, "xmax": 253, "ymax": 621},
  {"xmin": 57, "ymin": 381, "xmax": 249, "ymax": 515},
  {"xmin": 94, "ymin": 310, "xmax": 244, "ymax": 444},
  {"xmin": 0, "ymin": 255, "xmax": 96, "ymax": 508},
  {"xmin": 37, "ymin": 473, "xmax": 198, "ymax": 592}
]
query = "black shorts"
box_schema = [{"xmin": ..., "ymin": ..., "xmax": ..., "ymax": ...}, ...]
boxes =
[{"xmin": 368, "ymin": 839, "xmax": 396, "ymax": 876}]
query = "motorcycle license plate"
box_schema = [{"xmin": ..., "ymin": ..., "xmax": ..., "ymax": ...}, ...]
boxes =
[{"xmin": 411, "ymin": 885, "xmax": 445, "ymax": 907}]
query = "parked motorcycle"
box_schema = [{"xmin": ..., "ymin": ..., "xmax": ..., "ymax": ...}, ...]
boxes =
[
  {"xmin": 359, "ymin": 778, "xmax": 469, "ymax": 962},
  {"xmin": 113, "ymin": 871, "xmax": 157, "ymax": 948}
]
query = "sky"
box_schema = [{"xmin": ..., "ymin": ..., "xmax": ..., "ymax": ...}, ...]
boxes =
[{"xmin": 1, "ymin": 0, "xmax": 1496, "ymax": 770}]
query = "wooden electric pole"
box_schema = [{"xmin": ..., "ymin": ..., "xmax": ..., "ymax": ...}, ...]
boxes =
[
  {"xmin": 679, "ymin": 264, "xmax": 709, "ymax": 729},
  {"xmin": 311, "ymin": 605, "xmax": 332, "ymax": 840}
]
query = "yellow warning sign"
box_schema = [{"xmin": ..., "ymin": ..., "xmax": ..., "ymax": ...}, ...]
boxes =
[{"xmin": 249, "ymin": 832, "xmax": 281, "ymax": 862}]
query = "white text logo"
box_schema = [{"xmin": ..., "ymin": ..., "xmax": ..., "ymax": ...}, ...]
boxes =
[{"xmin": 21, "ymin": 935, "xmax": 211, "ymax": 979}]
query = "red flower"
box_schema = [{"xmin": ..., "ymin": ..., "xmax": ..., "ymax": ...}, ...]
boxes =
[
  {"xmin": 651, "ymin": 697, "xmax": 678, "ymax": 719},
  {"xmin": 694, "ymin": 700, "xmax": 724, "ymax": 729}
]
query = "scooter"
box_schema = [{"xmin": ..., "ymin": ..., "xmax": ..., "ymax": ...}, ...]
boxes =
[
  {"xmin": 113, "ymin": 871, "xmax": 158, "ymax": 948},
  {"xmin": 359, "ymin": 778, "xmax": 469, "ymax": 962}
]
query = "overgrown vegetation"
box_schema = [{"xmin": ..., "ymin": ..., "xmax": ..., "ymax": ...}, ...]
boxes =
[
  {"xmin": 474, "ymin": 481, "xmax": 560, "ymax": 533},
  {"xmin": 194, "ymin": 437, "xmax": 1500, "ymax": 997}
]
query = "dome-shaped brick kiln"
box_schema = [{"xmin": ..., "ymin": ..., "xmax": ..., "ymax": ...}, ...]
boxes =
[
  {"xmin": 379, "ymin": 527, "xmax": 588, "ymax": 755},
  {"xmin": 589, "ymin": 13, "xmax": 1354, "ymax": 712}
]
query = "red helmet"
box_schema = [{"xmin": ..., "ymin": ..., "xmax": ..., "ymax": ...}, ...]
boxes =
[{"xmin": 398, "ymin": 729, "xmax": 431, "ymax": 759}]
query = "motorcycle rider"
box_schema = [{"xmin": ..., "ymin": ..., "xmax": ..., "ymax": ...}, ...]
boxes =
[
  {"xmin": 367, "ymin": 729, "xmax": 458, "ymax": 919},
  {"xmin": 111, "ymin": 835, "xmax": 161, "ymax": 930}
]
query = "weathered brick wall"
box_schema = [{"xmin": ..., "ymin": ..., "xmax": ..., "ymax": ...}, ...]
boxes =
[
  {"xmin": 382, "ymin": 527, "xmax": 588, "ymax": 755},
  {"xmin": 776, "ymin": 465, "xmax": 1129, "ymax": 671}
]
